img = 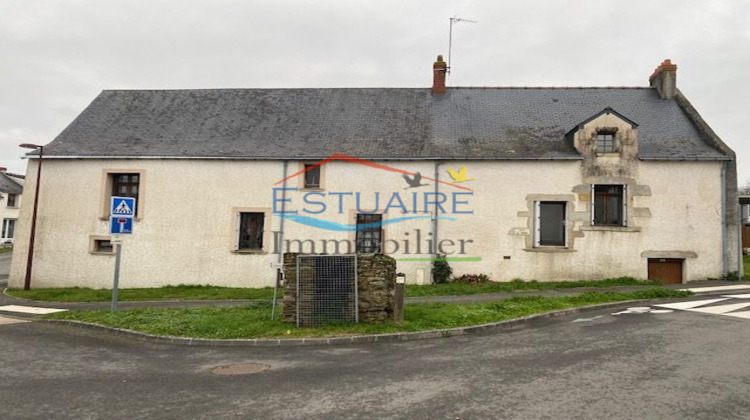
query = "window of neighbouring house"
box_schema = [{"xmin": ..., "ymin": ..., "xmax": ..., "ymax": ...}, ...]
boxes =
[
  {"xmin": 304, "ymin": 164, "xmax": 320, "ymax": 188},
  {"xmin": 592, "ymin": 185, "xmax": 627, "ymax": 226},
  {"xmin": 535, "ymin": 202, "xmax": 566, "ymax": 247},
  {"xmin": 355, "ymin": 213, "xmax": 382, "ymax": 253},
  {"xmin": 2, "ymin": 219, "xmax": 15, "ymax": 239},
  {"xmin": 595, "ymin": 132, "xmax": 616, "ymax": 153},
  {"xmin": 111, "ymin": 173, "xmax": 140, "ymax": 216},
  {"xmin": 238, "ymin": 212, "xmax": 265, "ymax": 250},
  {"xmin": 6, "ymin": 194, "xmax": 17, "ymax": 207}
]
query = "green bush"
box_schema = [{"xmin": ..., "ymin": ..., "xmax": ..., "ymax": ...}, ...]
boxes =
[{"xmin": 431, "ymin": 254, "xmax": 453, "ymax": 284}]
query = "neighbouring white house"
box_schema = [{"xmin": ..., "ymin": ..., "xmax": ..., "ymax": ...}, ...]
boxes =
[
  {"xmin": 0, "ymin": 169, "xmax": 24, "ymax": 245},
  {"xmin": 9, "ymin": 57, "xmax": 742, "ymax": 289}
]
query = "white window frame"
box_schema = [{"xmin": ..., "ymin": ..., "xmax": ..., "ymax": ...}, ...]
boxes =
[
  {"xmin": 590, "ymin": 184, "xmax": 628, "ymax": 227},
  {"xmin": 2, "ymin": 218, "xmax": 15, "ymax": 239}
]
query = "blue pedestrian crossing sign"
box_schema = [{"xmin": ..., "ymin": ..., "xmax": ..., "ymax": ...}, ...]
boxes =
[
  {"xmin": 111, "ymin": 197, "xmax": 136, "ymax": 217},
  {"xmin": 110, "ymin": 216, "xmax": 134, "ymax": 235}
]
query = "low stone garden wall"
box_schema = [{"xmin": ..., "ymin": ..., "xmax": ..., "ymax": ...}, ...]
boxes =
[{"xmin": 282, "ymin": 253, "xmax": 396, "ymax": 324}]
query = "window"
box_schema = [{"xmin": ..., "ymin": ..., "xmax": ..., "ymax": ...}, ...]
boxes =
[
  {"xmin": 596, "ymin": 132, "xmax": 616, "ymax": 153},
  {"xmin": 592, "ymin": 185, "xmax": 626, "ymax": 226},
  {"xmin": 304, "ymin": 164, "xmax": 320, "ymax": 188},
  {"xmin": 535, "ymin": 202, "xmax": 566, "ymax": 247},
  {"xmin": 355, "ymin": 213, "xmax": 382, "ymax": 253},
  {"xmin": 6, "ymin": 194, "xmax": 17, "ymax": 207},
  {"xmin": 238, "ymin": 212, "xmax": 265, "ymax": 250},
  {"xmin": 112, "ymin": 173, "xmax": 140, "ymax": 215},
  {"xmin": 94, "ymin": 239, "xmax": 113, "ymax": 253},
  {"xmin": 2, "ymin": 219, "xmax": 15, "ymax": 239}
]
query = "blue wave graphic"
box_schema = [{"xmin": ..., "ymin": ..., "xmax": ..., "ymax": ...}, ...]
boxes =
[{"xmin": 277, "ymin": 214, "xmax": 456, "ymax": 231}]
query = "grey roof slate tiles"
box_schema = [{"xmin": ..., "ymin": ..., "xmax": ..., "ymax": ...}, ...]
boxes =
[
  {"xmin": 0, "ymin": 173, "xmax": 23, "ymax": 195},
  {"xmin": 42, "ymin": 87, "xmax": 729, "ymax": 160}
]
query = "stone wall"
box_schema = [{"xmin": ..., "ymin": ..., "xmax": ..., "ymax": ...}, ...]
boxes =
[{"xmin": 282, "ymin": 253, "xmax": 396, "ymax": 324}]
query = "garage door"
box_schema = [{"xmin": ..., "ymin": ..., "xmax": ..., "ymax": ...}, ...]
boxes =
[{"xmin": 647, "ymin": 258, "xmax": 683, "ymax": 285}]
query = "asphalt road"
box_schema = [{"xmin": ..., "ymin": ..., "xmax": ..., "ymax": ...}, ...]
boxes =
[{"xmin": 1, "ymin": 299, "xmax": 749, "ymax": 420}]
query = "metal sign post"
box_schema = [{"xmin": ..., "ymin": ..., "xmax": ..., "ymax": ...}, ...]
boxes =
[
  {"xmin": 109, "ymin": 196, "xmax": 135, "ymax": 312},
  {"xmin": 111, "ymin": 235, "xmax": 122, "ymax": 311}
]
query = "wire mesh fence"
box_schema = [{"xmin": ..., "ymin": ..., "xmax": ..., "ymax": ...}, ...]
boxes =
[{"xmin": 296, "ymin": 254, "xmax": 358, "ymax": 327}]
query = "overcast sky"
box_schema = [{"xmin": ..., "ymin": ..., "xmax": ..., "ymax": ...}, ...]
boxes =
[{"xmin": 1, "ymin": 0, "xmax": 748, "ymax": 185}]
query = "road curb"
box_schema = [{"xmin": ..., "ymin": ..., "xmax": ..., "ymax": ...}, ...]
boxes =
[{"xmin": 36, "ymin": 298, "xmax": 674, "ymax": 347}]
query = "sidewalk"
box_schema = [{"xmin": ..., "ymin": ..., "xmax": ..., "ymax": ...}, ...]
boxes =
[{"xmin": 3, "ymin": 280, "xmax": 750, "ymax": 317}]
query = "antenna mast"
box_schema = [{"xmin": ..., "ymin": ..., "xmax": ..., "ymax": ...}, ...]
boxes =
[{"xmin": 448, "ymin": 16, "xmax": 477, "ymax": 74}]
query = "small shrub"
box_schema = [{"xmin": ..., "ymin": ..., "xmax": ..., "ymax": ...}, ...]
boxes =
[
  {"xmin": 453, "ymin": 274, "xmax": 491, "ymax": 284},
  {"xmin": 431, "ymin": 254, "xmax": 453, "ymax": 284}
]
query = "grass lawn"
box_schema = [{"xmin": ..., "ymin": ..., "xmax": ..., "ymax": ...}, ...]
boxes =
[
  {"xmin": 0, "ymin": 247, "xmax": 12, "ymax": 254},
  {"xmin": 43, "ymin": 288, "xmax": 691, "ymax": 339},
  {"xmin": 745, "ymin": 255, "xmax": 749, "ymax": 279},
  {"xmin": 7, "ymin": 277, "xmax": 661, "ymax": 302}
]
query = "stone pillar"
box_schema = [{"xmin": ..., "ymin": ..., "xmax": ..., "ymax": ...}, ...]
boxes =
[{"xmin": 281, "ymin": 253, "xmax": 397, "ymax": 324}]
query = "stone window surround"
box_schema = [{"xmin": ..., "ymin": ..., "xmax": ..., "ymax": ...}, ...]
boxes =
[
  {"xmin": 89, "ymin": 235, "xmax": 114, "ymax": 255},
  {"xmin": 99, "ymin": 169, "xmax": 146, "ymax": 221},
  {"xmin": 519, "ymin": 194, "xmax": 580, "ymax": 253},
  {"xmin": 514, "ymin": 180, "xmax": 651, "ymax": 252},
  {"xmin": 347, "ymin": 209, "xmax": 388, "ymax": 254},
  {"xmin": 575, "ymin": 178, "xmax": 651, "ymax": 233},
  {"xmin": 595, "ymin": 127, "xmax": 619, "ymax": 154},
  {"xmin": 231, "ymin": 207, "xmax": 273, "ymax": 254},
  {"xmin": 297, "ymin": 161, "xmax": 327, "ymax": 191}
]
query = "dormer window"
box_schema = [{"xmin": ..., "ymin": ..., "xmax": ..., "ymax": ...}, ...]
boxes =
[{"xmin": 596, "ymin": 131, "xmax": 617, "ymax": 153}]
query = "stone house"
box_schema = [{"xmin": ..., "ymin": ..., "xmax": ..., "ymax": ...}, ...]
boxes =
[
  {"xmin": 9, "ymin": 57, "xmax": 741, "ymax": 288},
  {"xmin": 0, "ymin": 170, "xmax": 24, "ymax": 245}
]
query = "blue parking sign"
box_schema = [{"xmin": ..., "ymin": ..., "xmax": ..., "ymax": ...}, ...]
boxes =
[
  {"xmin": 110, "ymin": 217, "xmax": 134, "ymax": 235},
  {"xmin": 111, "ymin": 197, "xmax": 136, "ymax": 218}
]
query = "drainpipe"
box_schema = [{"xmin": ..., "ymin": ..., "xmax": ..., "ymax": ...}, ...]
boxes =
[
  {"xmin": 739, "ymin": 203, "xmax": 745, "ymax": 279},
  {"xmin": 433, "ymin": 160, "xmax": 440, "ymax": 264},
  {"xmin": 721, "ymin": 162, "xmax": 728, "ymax": 278},
  {"xmin": 271, "ymin": 160, "xmax": 289, "ymax": 319}
]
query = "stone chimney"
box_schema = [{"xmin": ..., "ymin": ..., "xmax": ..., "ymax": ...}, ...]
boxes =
[
  {"xmin": 649, "ymin": 59, "xmax": 677, "ymax": 100},
  {"xmin": 432, "ymin": 55, "xmax": 447, "ymax": 95}
]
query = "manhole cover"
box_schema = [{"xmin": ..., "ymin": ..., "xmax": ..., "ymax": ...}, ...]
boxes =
[{"xmin": 210, "ymin": 363, "xmax": 271, "ymax": 376}]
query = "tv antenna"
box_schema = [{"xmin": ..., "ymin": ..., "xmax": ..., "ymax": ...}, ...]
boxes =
[{"xmin": 448, "ymin": 16, "xmax": 477, "ymax": 74}]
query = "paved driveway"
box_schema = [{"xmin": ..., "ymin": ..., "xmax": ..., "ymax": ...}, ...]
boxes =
[{"xmin": 1, "ymin": 300, "xmax": 749, "ymax": 419}]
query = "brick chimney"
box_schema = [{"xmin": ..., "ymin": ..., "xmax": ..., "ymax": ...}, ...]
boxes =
[
  {"xmin": 432, "ymin": 55, "xmax": 447, "ymax": 95},
  {"xmin": 649, "ymin": 59, "xmax": 677, "ymax": 100}
]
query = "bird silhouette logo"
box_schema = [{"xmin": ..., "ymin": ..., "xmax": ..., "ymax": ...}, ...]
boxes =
[
  {"xmin": 446, "ymin": 166, "xmax": 475, "ymax": 183},
  {"xmin": 402, "ymin": 172, "xmax": 429, "ymax": 189}
]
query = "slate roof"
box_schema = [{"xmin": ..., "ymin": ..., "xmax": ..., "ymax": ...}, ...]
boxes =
[
  {"xmin": 41, "ymin": 87, "xmax": 730, "ymax": 160},
  {"xmin": 0, "ymin": 173, "xmax": 23, "ymax": 195}
]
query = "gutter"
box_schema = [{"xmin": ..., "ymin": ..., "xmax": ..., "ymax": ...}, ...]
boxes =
[{"xmin": 24, "ymin": 155, "xmax": 585, "ymax": 162}]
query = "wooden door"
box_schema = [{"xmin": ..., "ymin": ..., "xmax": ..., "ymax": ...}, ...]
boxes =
[{"xmin": 648, "ymin": 258, "xmax": 683, "ymax": 284}]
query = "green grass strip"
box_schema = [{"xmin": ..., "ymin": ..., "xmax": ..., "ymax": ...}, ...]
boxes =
[
  {"xmin": 404, "ymin": 277, "xmax": 661, "ymax": 297},
  {"xmin": 43, "ymin": 288, "xmax": 691, "ymax": 339},
  {"xmin": 7, "ymin": 277, "xmax": 663, "ymax": 302}
]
